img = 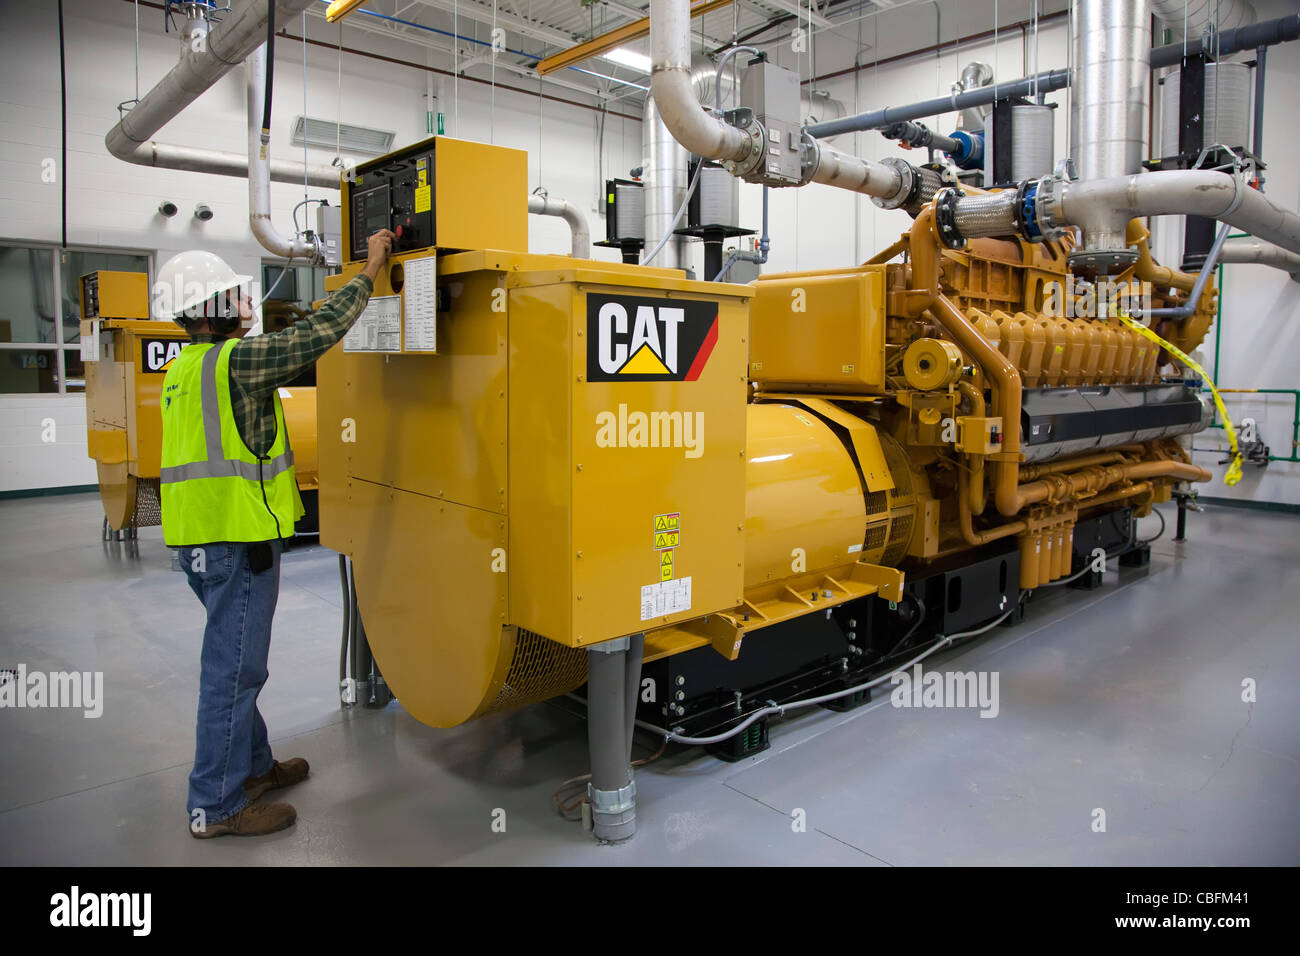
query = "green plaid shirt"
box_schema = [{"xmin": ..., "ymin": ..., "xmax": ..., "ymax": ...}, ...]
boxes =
[{"xmin": 191, "ymin": 274, "xmax": 373, "ymax": 457}]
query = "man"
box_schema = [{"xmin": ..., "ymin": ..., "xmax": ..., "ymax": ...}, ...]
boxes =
[{"xmin": 158, "ymin": 229, "xmax": 394, "ymax": 838}]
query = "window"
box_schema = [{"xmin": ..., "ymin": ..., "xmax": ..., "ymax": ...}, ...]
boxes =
[
  {"xmin": 259, "ymin": 261, "xmax": 334, "ymax": 388},
  {"xmin": 0, "ymin": 241, "xmax": 151, "ymax": 394}
]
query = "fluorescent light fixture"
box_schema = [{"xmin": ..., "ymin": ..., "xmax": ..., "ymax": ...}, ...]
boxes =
[
  {"xmin": 601, "ymin": 46, "xmax": 652, "ymax": 73},
  {"xmin": 291, "ymin": 117, "xmax": 395, "ymax": 156}
]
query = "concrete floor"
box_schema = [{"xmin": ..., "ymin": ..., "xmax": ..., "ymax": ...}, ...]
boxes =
[{"xmin": 1, "ymin": 492, "xmax": 1297, "ymax": 865}]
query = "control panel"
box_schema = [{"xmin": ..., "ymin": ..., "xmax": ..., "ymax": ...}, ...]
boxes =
[
  {"xmin": 349, "ymin": 147, "xmax": 435, "ymax": 261},
  {"xmin": 341, "ymin": 135, "xmax": 528, "ymax": 265}
]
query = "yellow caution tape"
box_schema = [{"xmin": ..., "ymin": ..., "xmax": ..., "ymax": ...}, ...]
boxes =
[{"xmin": 1118, "ymin": 313, "xmax": 1243, "ymax": 486}]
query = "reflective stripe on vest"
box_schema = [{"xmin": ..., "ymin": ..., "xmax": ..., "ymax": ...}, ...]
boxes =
[{"xmin": 160, "ymin": 339, "xmax": 303, "ymax": 546}]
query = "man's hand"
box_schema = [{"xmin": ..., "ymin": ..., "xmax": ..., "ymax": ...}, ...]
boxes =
[{"xmin": 361, "ymin": 229, "xmax": 396, "ymax": 282}]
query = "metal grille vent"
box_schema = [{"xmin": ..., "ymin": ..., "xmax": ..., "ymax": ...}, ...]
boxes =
[
  {"xmin": 883, "ymin": 513, "xmax": 914, "ymax": 566},
  {"xmin": 485, "ymin": 627, "xmax": 588, "ymax": 715},
  {"xmin": 132, "ymin": 478, "xmax": 162, "ymax": 528}
]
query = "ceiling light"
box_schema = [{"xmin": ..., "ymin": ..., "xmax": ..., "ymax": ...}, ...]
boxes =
[
  {"xmin": 325, "ymin": 0, "xmax": 367, "ymax": 23},
  {"xmin": 602, "ymin": 46, "xmax": 652, "ymax": 74},
  {"xmin": 291, "ymin": 117, "xmax": 395, "ymax": 156}
]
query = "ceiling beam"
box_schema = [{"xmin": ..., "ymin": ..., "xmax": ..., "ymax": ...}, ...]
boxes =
[
  {"xmin": 411, "ymin": 0, "xmax": 578, "ymax": 48},
  {"xmin": 536, "ymin": 0, "xmax": 736, "ymax": 75},
  {"xmin": 762, "ymin": 0, "xmax": 831, "ymax": 29}
]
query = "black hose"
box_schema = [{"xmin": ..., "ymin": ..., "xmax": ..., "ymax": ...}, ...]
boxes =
[
  {"xmin": 338, "ymin": 554, "xmax": 350, "ymax": 684},
  {"xmin": 57, "ymin": 0, "xmax": 67, "ymax": 249},
  {"xmin": 261, "ymin": 0, "xmax": 275, "ymax": 146}
]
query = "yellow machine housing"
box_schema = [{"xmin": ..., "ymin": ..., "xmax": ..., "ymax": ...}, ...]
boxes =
[
  {"xmin": 318, "ymin": 140, "xmax": 1215, "ymax": 738},
  {"xmin": 81, "ymin": 273, "xmax": 319, "ymax": 531}
]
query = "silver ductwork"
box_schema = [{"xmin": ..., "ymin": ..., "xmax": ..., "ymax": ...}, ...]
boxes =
[
  {"xmin": 119, "ymin": 141, "xmax": 338, "ymax": 188},
  {"xmin": 1069, "ymin": 0, "xmax": 1150, "ymax": 266},
  {"xmin": 1048, "ymin": 170, "xmax": 1300, "ymax": 258},
  {"xmin": 955, "ymin": 61, "xmax": 994, "ymax": 132},
  {"xmin": 528, "ymin": 194, "xmax": 591, "ymax": 259},
  {"xmin": 1219, "ymin": 236, "xmax": 1300, "ymax": 281},
  {"xmin": 246, "ymin": 47, "xmax": 320, "ymax": 261},
  {"xmin": 647, "ymin": 0, "xmax": 927, "ymax": 209},
  {"xmin": 648, "ymin": 0, "xmax": 751, "ymax": 165},
  {"xmin": 106, "ymin": 0, "xmax": 318, "ymax": 165}
]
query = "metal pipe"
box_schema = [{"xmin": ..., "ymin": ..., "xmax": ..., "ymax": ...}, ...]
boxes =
[
  {"xmin": 1140, "ymin": 222, "xmax": 1229, "ymax": 317},
  {"xmin": 807, "ymin": 69, "xmax": 1070, "ymax": 139},
  {"xmin": 805, "ymin": 141, "xmax": 905, "ymax": 199},
  {"xmin": 246, "ymin": 46, "xmax": 320, "ymax": 261},
  {"xmin": 587, "ymin": 638, "xmax": 635, "ymax": 842},
  {"xmin": 956, "ymin": 381, "xmax": 986, "ymax": 517},
  {"xmin": 623, "ymin": 633, "xmax": 645, "ymax": 762},
  {"xmin": 105, "ymin": 0, "xmax": 318, "ymax": 163},
  {"xmin": 1054, "ymin": 170, "xmax": 1300, "ymax": 257},
  {"xmin": 956, "ymin": 61, "xmax": 995, "ymax": 132},
  {"xmin": 1070, "ymin": 0, "xmax": 1150, "ymax": 185},
  {"xmin": 807, "ymin": 11, "xmax": 1300, "ymax": 142},
  {"xmin": 1148, "ymin": 13, "xmax": 1300, "ymax": 69},
  {"xmin": 116, "ymin": 140, "xmax": 339, "ymax": 188},
  {"xmin": 1128, "ymin": 220, "xmax": 1196, "ymax": 292},
  {"xmin": 1219, "ymin": 236, "xmax": 1300, "ymax": 281},
  {"xmin": 527, "ymin": 194, "xmax": 591, "ymax": 258},
  {"xmin": 648, "ymin": 0, "xmax": 750, "ymax": 164}
]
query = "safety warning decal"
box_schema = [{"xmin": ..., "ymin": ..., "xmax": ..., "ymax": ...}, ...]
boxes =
[
  {"xmin": 641, "ymin": 576, "xmax": 691, "ymax": 621},
  {"xmin": 587, "ymin": 293, "xmax": 719, "ymax": 382},
  {"xmin": 653, "ymin": 512, "xmax": 681, "ymax": 550},
  {"xmin": 659, "ymin": 549, "xmax": 674, "ymax": 581}
]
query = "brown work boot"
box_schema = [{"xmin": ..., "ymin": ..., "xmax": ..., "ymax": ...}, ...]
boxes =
[
  {"xmin": 243, "ymin": 757, "xmax": 310, "ymax": 801},
  {"xmin": 191, "ymin": 801, "xmax": 296, "ymax": 839}
]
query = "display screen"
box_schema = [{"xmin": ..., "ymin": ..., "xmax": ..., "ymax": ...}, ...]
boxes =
[{"xmin": 351, "ymin": 183, "xmax": 391, "ymax": 260}]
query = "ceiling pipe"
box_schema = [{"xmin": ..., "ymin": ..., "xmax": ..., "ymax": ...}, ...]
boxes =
[
  {"xmin": 527, "ymin": 193, "xmax": 591, "ymax": 259},
  {"xmin": 246, "ymin": 46, "xmax": 320, "ymax": 261},
  {"xmin": 809, "ymin": 12, "xmax": 1298, "ymax": 141},
  {"xmin": 117, "ymin": 141, "xmax": 339, "ymax": 188},
  {"xmin": 105, "ymin": 0, "xmax": 320, "ymax": 164}
]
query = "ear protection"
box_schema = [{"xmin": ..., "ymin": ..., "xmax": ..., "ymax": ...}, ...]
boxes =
[{"xmin": 175, "ymin": 290, "xmax": 242, "ymax": 337}]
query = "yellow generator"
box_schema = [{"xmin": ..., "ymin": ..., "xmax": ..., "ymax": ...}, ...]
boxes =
[
  {"xmin": 320, "ymin": 137, "xmax": 1212, "ymax": 842},
  {"xmin": 80, "ymin": 270, "xmax": 319, "ymax": 537}
]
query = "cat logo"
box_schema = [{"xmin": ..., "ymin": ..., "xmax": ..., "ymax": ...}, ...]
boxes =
[
  {"xmin": 587, "ymin": 293, "xmax": 719, "ymax": 382},
  {"xmin": 140, "ymin": 337, "xmax": 185, "ymax": 373}
]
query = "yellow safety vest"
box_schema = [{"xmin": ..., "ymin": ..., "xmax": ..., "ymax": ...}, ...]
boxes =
[{"xmin": 159, "ymin": 339, "xmax": 304, "ymax": 546}]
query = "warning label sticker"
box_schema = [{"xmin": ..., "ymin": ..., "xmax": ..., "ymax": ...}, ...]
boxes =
[
  {"xmin": 641, "ymin": 576, "xmax": 691, "ymax": 621},
  {"xmin": 660, "ymin": 549, "xmax": 674, "ymax": 581},
  {"xmin": 653, "ymin": 513, "xmax": 681, "ymax": 550}
]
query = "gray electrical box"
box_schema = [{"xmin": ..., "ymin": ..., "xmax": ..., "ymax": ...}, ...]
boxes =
[
  {"xmin": 316, "ymin": 203, "xmax": 342, "ymax": 267},
  {"xmin": 740, "ymin": 59, "xmax": 803, "ymax": 186}
]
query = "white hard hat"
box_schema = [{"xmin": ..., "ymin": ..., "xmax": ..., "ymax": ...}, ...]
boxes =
[{"xmin": 153, "ymin": 250, "xmax": 252, "ymax": 321}]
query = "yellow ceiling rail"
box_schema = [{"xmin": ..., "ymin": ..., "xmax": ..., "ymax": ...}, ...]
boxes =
[
  {"xmin": 537, "ymin": 0, "xmax": 735, "ymax": 76},
  {"xmin": 326, "ymin": 0, "xmax": 368, "ymax": 23}
]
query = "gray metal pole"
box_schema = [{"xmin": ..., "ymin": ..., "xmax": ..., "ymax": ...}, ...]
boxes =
[
  {"xmin": 1253, "ymin": 46, "xmax": 1267, "ymax": 191},
  {"xmin": 807, "ymin": 69, "xmax": 1070, "ymax": 138},
  {"xmin": 624, "ymin": 633, "xmax": 645, "ymax": 761},
  {"xmin": 587, "ymin": 637, "xmax": 636, "ymax": 842}
]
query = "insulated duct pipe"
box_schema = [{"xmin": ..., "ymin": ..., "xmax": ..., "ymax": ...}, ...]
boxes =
[
  {"xmin": 1069, "ymin": 0, "xmax": 1150, "ymax": 264},
  {"xmin": 527, "ymin": 193, "xmax": 591, "ymax": 258},
  {"xmin": 649, "ymin": 0, "xmax": 905, "ymax": 203},
  {"xmin": 106, "ymin": 0, "xmax": 318, "ymax": 164},
  {"xmin": 116, "ymin": 141, "xmax": 339, "ymax": 188},
  {"xmin": 246, "ymin": 46, "xmax": 320, "ymax": 261},
  {"xmin": 948, "ymin": 169, "xmax": 1300, "ymax": 261},
  {"xmin": 955, "ymin": 61, "xmax": 995, "ymax": 132},
  {"xmin": 1053, "ymin": 171, "xmax": 1300, "ymax": 258},
  {"xmin": 1219, "ymin": 236, "xmax": 1300, "ymax": 281},
  {"xmin": 648, "ymin": 0, "xmax": 750, "ymax": 165}
]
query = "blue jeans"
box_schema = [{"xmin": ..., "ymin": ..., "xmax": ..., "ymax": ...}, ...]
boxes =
[{"xmin": 180, "ymin": 541, "xmax": 282, "ymax": 824}]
